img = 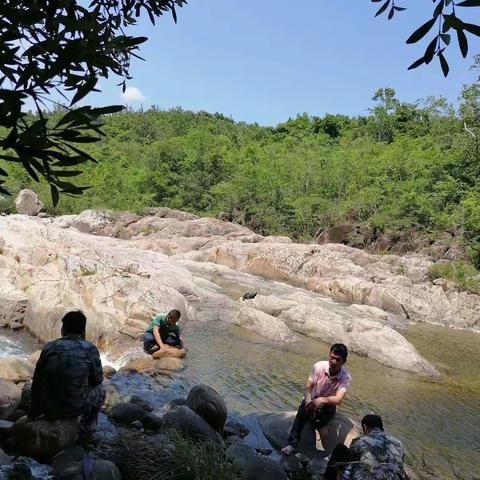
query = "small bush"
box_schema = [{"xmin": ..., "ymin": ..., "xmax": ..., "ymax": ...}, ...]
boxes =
[
  {"xmin": 428, "ymin": 261, "xmax": 480, "ymax": 294},
  {"xmin": 120, "ymin": 430, "xmax": 244, "ymax": 480}
]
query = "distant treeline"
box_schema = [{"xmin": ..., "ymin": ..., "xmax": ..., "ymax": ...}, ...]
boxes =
[{"xmin": 2, "ymin": 74, "xmax": 480, "ymax": 268}]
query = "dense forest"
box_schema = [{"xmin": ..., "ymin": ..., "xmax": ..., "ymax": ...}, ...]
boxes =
[{"xmin": 2, "ymin": 59, "xmax": 480, "ymax": 279}]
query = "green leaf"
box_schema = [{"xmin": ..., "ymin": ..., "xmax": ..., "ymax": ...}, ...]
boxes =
[
  {"xmin": 438, "ymin": 51, "xmax": 449, "ymax": 77},
  {"xmin": 71, "ymin": 77, "xmax": 97, "ymax": 106},
  {"xmin": 21, "ymin": 159, "xmax": 40, "ymax": 182},
  {"xmin": 408, "ymin": 57, "xmax": 426, "ymax": 70},
  {"xmin": 440, "ymin": 33, "xmax": 451, "ymax": 45},
  {"xmin": 375, "ymin": 0, "xmax": 391, "ymax": 17},
  {"xmin": 90, "ymin": 105, "xmax": 124, "ymax": 116},
  {"xmin": 52, "ymin": 156, "xmax": 90, "ymax": 167},
  {"xmin": 50, "ymin": 184, "xmax": 59, "ymax": 207},
  {"xmin": 433, "ymin": 0, "xmax": 445, "ymax": 18},
  {"xmin": 52, "ymin": 170, "xmax": 83, "ymax": 177},
  {"xmin": 463, "ymin": 23, "xmax": 480, "ymax": 37},
  {"xmin": 457, "ymin": 0, "xmax": 480, "ymax": 6},
  {"xmin": 457, "ymin": 28, "xmax": 468, "ymax": 57},
  {"xmin": 406, "ymin": 18, "xmax": 437, "ymax": 44},
  {"xmin": 424, "ymin": 37, "xmax": 438, "ymax": 64}
]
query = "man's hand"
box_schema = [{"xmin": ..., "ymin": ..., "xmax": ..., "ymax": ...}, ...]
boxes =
[{"xmin": 306, "ymin": 397, "xmax": 325, "ymax": 416}]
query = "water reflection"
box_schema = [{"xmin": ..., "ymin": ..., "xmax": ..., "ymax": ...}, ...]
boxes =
[{"xmin": 178, "ymin": 321, "xmax": 480, "ymax": 478}]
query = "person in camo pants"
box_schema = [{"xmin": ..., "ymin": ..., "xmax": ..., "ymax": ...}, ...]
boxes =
[{"xmin": 29, "ymin": 310, "xmax": 105, "ymax": 444}]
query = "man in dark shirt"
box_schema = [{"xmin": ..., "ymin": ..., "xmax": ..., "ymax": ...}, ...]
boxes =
[{"xmin": 30, "ymin": 310, "xmax": 105, "ymax": 443}]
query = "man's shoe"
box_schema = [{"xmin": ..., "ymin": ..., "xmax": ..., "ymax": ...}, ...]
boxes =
[
  {"xmin": 147, "ymin": 345, "xmax": 160, "ymax": 355},
  {"xmin": 281, "ymin": 445, "xmax": 295, "ymax": 456}
]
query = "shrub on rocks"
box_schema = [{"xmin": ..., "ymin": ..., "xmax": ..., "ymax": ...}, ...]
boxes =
[
  {"xmin": 186, "ymin": 384, "xmax": 227, "ymax": 434},
  {"xmin": 119, "ymin": 430, "xmax": 240, "ymax": 480}
]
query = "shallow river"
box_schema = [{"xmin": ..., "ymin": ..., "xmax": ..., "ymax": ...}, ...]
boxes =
[
  {"xmin": 2, "ymin": 318, "xmax": 479, "ymax": 478},
  {"xmin": 181, "ymin": 321, "xmax": 480, "ymax": 478}
]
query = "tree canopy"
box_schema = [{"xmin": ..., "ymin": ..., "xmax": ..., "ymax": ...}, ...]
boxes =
[
  {"xmin": 2, "ymin": 67, "xmax": 480, "ymax": 272},
  {"xmin": 1, "ymin": 0, "xmax": 479, "ymax": 200},
  {"xmin": 0, "ymin": 0, "xmax": 185, "ymax": 202}
]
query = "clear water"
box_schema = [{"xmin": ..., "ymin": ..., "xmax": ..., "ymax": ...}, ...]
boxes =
[
  {"xmin": 0, "ymin": 329, "xmax": 38, "ymax": 358},
  {"xmin": 176, "ymin": 321, "xmax": 480, "ymax": 479}
]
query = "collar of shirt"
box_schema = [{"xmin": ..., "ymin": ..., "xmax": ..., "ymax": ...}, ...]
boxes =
[{"xmin": 326, "ymin": 368, "xmax": 341, "ymax": 380}]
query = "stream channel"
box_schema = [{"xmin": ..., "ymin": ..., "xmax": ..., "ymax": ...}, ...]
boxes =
[{"xmin": 2, "ymin": 290, "xmax": 479, "ymax": 478}]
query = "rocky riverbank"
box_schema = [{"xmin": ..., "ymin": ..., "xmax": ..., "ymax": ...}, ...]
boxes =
[
  {"xmin": 0, "ymin": 344, "xmax": 437, "ymax": 480},
  {"xmin": 5, "ymin": 193, "xmax": 478, "ymax": 373}
]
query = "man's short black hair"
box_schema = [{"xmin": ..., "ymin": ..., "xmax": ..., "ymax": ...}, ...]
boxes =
[
  {"xmin": 62, "ymin": 310, "xmax": 87, "ymax": 335},
  {"xmin": 361, "ymin": 414, "xmax": 384, "ymax": 431},
  {"xmin": 330, "ymin": 343, "xmax": 348, "ymax": 361},
  {"xmin": 168, "ymin": 309, "xmax": 181, "ymax": 319}
]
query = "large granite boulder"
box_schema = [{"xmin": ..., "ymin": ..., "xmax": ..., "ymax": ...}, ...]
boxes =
[
  {"xmin": 226, "ymin": 443, "xmax": 287, "ymax": 480},
  {"xmin": 162, "ymin": 405, "xmax": 223, "ymax": 445},
  {"xmin": 0, "ymin": 379, "xmax": 21, "ymax": 405},
  {"xmin": 181, "ymin": 240, "xmax": 480, "ymax": 331},
  {"xmin": 1, "ymin": 210, "xmax": 473, "ymax": 374},
  {"xmin": 0, "ymin": 282, "xmax": 27, "ymax": 328},
  {"xmin": 186, "ymin": 384, "xmax": 227, "ymax": 434},
  {"xmin": 11, "ymin": 417, "xmax": 78, "ymax": 460},
  {"xmin": 119, "ymin": 356, "xmax": 183, "ymax": 376},
  {"xmin": 0, "ymin": 358, "xmax": 34, "ymax": 383},
  {"xmin": 14, "ymin": 190, "xmax": 43, "ymax": 216},
  {"xmin": 257, "ymin": 411, "xmax": 359, "ymax": 458},
  {"xmin": 151, "ymin": 346, "xmax": 186, "ymax": 359},
  {"xmin": 53, "ymin": 446, "xmax": 121, "ymax": 480}
]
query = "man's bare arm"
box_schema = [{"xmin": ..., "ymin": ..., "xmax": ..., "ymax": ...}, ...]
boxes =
[
  {"xmin": 153, "ymin": 325, "xmax": 165, "ymax": 350},
  {"xmin": 304, "ymin": 378, "xmax": 315, "ymax": 406},
  {"xmin": 313, "ymin": 389, "xmax": 347, "ymax": 407}
]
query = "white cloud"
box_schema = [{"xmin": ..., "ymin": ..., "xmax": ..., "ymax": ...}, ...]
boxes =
[{"xmin": 121, "ymin": 86, "xmax": 146, "ymax": 103}]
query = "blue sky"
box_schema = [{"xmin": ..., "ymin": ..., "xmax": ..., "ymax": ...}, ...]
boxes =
[{"xmin": 93, "ymin": 0, "xmax": 479, "ymax": 126}]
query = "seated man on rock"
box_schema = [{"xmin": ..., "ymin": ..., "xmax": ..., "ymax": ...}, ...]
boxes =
[
  {"xmin": 143, "ymin": 309, "xmax": 184, "ymax": 355},
  {"xmin": 326, "ymin": 414, "xmax": 407, "ymax": 480},
  {"xmin": 29, "ymin": 310, "xmax": 105, "ymax": 444},
  {"xmin": 281, "ymin": 343, "xmax": 351, "ymax": 456}
]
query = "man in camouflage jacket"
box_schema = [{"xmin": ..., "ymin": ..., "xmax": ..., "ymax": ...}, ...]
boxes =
[
  {"xmin": 342, "ymin": 414, "xmax": 407, "ymax": 480},
  {"xmin": 30, "ymin": 311, "xmax": 105, "ymax": 442}
]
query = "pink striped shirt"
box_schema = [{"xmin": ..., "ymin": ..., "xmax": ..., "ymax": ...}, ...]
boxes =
[{"xmin": 309, "ymin": 361, "xmax": 352, "ymax": 399}]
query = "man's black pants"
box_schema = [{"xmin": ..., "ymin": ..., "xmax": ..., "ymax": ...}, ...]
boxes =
[{"xmin": 287, "ymin": 398, "xmax": 336, "ymax": 448}]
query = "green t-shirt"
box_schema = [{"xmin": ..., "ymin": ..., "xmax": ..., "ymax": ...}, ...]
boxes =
[{"xmin": 145, "ymin": 313, "xmax": 180, "ymax": 339}]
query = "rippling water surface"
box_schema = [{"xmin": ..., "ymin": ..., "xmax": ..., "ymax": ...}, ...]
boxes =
[
  {"xmin": 0, "ymin": 329, "xmax": 38, "ymax": 358},
  {"xmin": 176, "ymin": 321, "xmax": 480, "ymax": 479}
]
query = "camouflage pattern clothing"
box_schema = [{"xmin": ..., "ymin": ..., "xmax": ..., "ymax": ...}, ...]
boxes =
[
  {"xmin": 342, "ymin": 429, "xmax": 407, "ymax": 480},
  {"xmin": 30, "ymin": 334, "xmax": 104, "ymax": 421}
]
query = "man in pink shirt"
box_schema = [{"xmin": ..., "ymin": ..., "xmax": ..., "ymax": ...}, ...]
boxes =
[{"xmin": 282, "ymin": 343, "xmax": 351, "ymax": 456}]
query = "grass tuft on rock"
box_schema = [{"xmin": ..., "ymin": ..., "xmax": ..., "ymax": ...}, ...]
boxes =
[
  {"xmin": 119, "ymin": 430, "xmax": 244, "ymax": 480},
  {"xmin": 429, "ymin": 261, "xmax": 480, "ymax": 295}
]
